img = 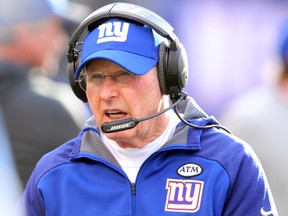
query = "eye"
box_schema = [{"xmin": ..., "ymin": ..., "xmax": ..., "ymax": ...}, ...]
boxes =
[
  {"xmin": 119, "ymin": 71, "xmax": 135, "ymax": 79},
  {"xmin": 89, "ymin": 72, "xmax": 103, "ymax": 80},
  {"xmin": 116, "ymin": 71, "xmax": 135, "ymax": 84},
  {"xmin": 119, "ymin": 71, "xmax": 131, "ymax": 76}
]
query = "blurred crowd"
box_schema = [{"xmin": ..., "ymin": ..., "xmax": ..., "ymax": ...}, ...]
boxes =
[
  {"xmin": 1, "ymin": 0, "xmax": 288, "ymax": 215},
  {"xmin": 0, "ymin": 0, "xmax": 91, "ymax": 214},
  {"xmin": 219, "ymin": 17, "xmax": 288, "ymax": 216}
]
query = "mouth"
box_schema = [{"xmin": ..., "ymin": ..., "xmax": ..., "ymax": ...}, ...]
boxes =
[{"xmin": 106, "ymin": 110, "xmax": 128, "ymax": 120}]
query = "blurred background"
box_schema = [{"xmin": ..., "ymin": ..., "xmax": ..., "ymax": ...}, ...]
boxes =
[
  {"xmin": 1, "ymin": 0, "xmax": 288, "ymax": 215},
  {"xmin": 69, "ymin": 0, "xmax": 288, "ymax": 116}
]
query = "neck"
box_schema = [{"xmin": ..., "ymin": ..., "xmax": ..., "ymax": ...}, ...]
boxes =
[
  {"xmin": 116, "ymin": 111, "xmax": 171, "ymax": 148},
  {"xmin": 108, "ymin": 97, "xmax": 172, "ymax": 149}
]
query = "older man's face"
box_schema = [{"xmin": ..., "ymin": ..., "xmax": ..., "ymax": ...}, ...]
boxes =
[{"xmin": 85, "ymin": 58, "xmax": 169, "ymax": 148}]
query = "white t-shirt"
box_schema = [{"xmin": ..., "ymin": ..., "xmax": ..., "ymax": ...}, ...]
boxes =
[{"xmin": 102, "ymin": 110, "xmax": 181, "ymax": 183}]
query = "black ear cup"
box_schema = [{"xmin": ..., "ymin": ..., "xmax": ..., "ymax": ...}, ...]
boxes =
[
  {"xmin": 165, "ymin": 42, "xmax": 188, "ymax": 102},
  {"xmin": 67, "ymin": 56, "xmax": 87, "ymax": 102},
  {"xmin": 157, "ymin": 42, "xmax": 168, "ymax": 95},
  {"xmin": 157, "ymin": 41, "xmax": 188, "ymax": 102},
  {"xmin": 67, "ymin": 2, "xmax": 188, "ymax": 103}
]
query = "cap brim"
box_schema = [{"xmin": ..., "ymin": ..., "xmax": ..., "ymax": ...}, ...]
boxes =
[{"xmin": 75, "ymin": 50, "xmax": 157, "ymax": 77}]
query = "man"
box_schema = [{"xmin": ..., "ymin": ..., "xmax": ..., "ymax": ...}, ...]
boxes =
[
  {"xmin": 15, "ymin": 3, "xmax": 278, "ymax": 215},
  {"xmin": 220, "ymin": 17, "xmax": 288, "ymax": 216},
  {"xmin": 0, "ymin": 0, "xmax": 90, "ymax": 186}
]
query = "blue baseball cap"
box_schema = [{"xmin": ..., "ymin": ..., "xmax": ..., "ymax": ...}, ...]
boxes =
[{"xmin": 75, "ymin": 18, "xmax": 165, "ymax": 77}]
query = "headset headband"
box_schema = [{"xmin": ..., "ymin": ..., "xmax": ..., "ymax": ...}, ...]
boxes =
[
  {"xmin": 67, "ymin": 2, "xmax": 179, "ymax": 63},
  {"xmin": 67, "ymin": 2, "xmax": 188, "ymax": 103}
]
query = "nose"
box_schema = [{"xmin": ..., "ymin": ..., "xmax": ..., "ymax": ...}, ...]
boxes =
[{"xmin": 99, "ymin": 76, "xmax": 119, "ymax": 100}]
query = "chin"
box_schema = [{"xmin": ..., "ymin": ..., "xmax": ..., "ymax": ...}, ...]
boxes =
[
  {"xmin": 104, "ymin": 129, "xmax": 137, "ymax": 145},
  {"xmin": 105, "ymin": 129, "xmax": 134, "ymax": 138}
]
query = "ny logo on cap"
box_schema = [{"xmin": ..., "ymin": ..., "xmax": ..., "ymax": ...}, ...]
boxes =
[{"xmin": 97, "ymin": 21, "xmax": 129, "ymax": 44}]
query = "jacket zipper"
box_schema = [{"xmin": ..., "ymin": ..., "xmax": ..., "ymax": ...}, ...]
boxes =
[
  {"xmin": 131, "ymin": 183, "xmax": 137, "ymax": 215},
  {"xmin": 131, "ymin": 183, "xmax": 136, "ymax": 195}
]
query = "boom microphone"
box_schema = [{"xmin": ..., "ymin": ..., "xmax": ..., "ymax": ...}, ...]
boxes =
[{"xmin": 101, "ymin": 93, "xmax": 187, "ymax": 133}]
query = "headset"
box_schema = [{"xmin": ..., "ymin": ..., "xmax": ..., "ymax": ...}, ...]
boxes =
[
  {"xmin": 67, "ymin": 2, "xmax": 188, "ymax": 103},
  {"xmin": 66, "ymin": 2, "xmax": 231, "ymax": 134}
]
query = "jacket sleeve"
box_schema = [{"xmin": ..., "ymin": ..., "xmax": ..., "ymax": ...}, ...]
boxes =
[
  {"xmin": 13, "ymin": 139, "xmax": 78, "ymax": 216},
  {"xmin": 13, "ymin": 171, "xmax": 46, "ymax": 216},
  {"xmin": 221, "ymin": 140, "xmax": 278, "ymax": 216}
]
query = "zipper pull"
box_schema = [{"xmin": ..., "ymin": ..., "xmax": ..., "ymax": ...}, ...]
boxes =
[{"xmin": 131, "ymin": 183, "xmax": 136, "ymax": 195}]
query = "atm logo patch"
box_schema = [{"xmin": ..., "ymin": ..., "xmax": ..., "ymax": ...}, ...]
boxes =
[{"xmin": 165, "ymin": 178, "xmax": 204, "ymax": 213}]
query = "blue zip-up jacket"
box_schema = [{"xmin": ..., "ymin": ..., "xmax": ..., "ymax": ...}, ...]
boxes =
[{"xmin": 14, "ymin": 97, "xmax": 277, "ymax": 216}]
